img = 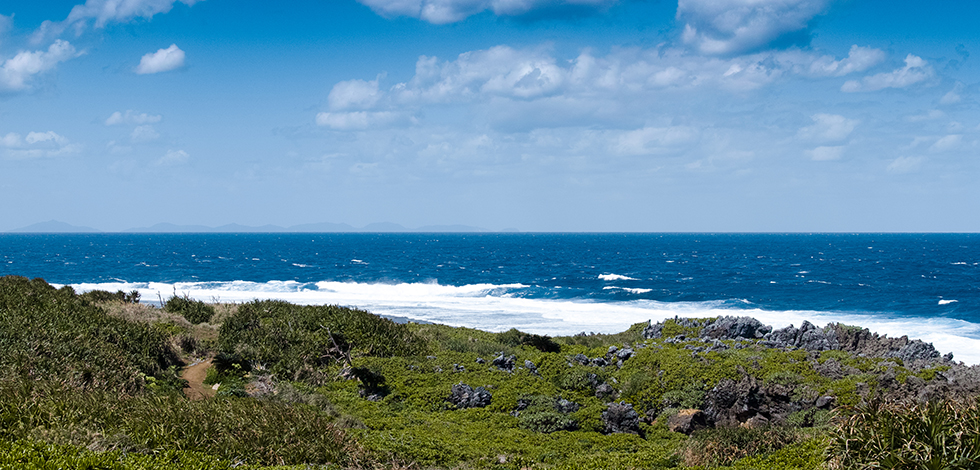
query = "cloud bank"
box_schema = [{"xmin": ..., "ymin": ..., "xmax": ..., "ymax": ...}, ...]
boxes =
[{"xmin": 357, "ymin": 0, "xmax": 617, "ymax": 24}]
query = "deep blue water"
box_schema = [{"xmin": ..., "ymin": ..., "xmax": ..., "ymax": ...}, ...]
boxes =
[{"xmin": 2, "ymin": 233, "xmax": 979, "ymax": 360}]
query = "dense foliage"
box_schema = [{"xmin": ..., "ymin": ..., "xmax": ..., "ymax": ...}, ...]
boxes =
[{"xmin": 1, "ymin": 275, "xmax": 976, "ymax": 469}]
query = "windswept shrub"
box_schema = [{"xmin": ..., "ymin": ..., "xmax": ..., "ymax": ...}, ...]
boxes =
[
  {"xmin": 165, "ymin": 294, "xmax": 216, "ymax": 324},
  {"xmin": 217, "ymin": 300, "xmax": 426, "ymax": 382},
  {"xmin": 497, "ymin": 328, "xmax": 561, "ymax": 353},
  {"xmin": 79, "ymin": 289, "xmax": 141, "ymax": 304},
  {"xmin": 827, "ymin": 396, "xmax": 980, "ymax": 469},
  {"xmin": 0, "ymin": 276, "xmax": 181, "ymax": 393}
]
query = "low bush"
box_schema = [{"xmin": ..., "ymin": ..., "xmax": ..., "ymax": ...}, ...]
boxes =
[{"xmin": 165, "ymin": 294, "xmax": 217, "ymax": 324}]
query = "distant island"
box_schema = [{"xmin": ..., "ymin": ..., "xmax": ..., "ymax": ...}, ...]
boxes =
[{"xmin": 4, "ymin": 220, "xmax": 520, "ymax": 233}]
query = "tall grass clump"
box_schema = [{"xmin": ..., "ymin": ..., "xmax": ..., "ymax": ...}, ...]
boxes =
[
  {"xmin": 827, "ymin": 396, "xmax": 980, "ymax": 469},
  {"xmin": 0, "ymin": 276, "xmax": 181, "ymax": 393},
  {"xmin": 165, "ymin": 294, "xmax": 217, "ymax": 324}
]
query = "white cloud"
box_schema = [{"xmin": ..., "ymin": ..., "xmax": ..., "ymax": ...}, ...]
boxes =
[
  {"xmin": 33, "ymin": 0, "xmax": 202, "ymax": 41},
  {"xmin": 612, "ymin": 126, "xmax": 698, "ymax": 156},
  {"xmin": 315, "ymin": 111, "xmax": 413, "ymax": 130},
  {"xmin": 887, "ymin": 156, "xmax": 922, "ymax": 174},
  {"xmin": 940, "ymin": 82, "xmax": 963, "ymax": 105},
  {"xmin": 106, "ymin": 110, "xmax": 162, "ymax": 125},
  {"xmin": 135, "ymin": 44, "xmax": 185, "ymax": 74},
  {"xmin": 329, "ymin": 77, "xmax": 384, "ymax": 110},
  {"xmin": 0, "ymin": 132, "xmax": 23, "ymax": 147},
  {"xmin": 1, "ymin": 130, "xmax": 79, "ymax": 159},
  {"xmin": 0, "ymin": 14, "xmax": 12, "ymax": 46},
  {"xmin": 0, "ymin": 40, "xmax": 78, "ymax": 91},
  {"xmin": 357, "ymin": 0, "xmax": 617, "ymax": 24},
  {"xmin": 797, "ymin": 114, "xmax": 857, "ymax": 143},
  {"xmin": 130, "ymin": 125, "xmax": 160, "ymax": 142},
  {"xmin": 841, "ymin": 54, "xmax": 934, "ymax": 93},
  {"xmin": 807, "ymin": 145, "xmax": 843, "ymax": 161},
  {"xmin": 807, "ymin": 45, "xmax": 885, "ymax": 76},
  {"xmin": 25, "ymin": 131, "xmax": 68, "ymax": 145},
  {"xmin": 677, "ymin": 0, "xmax": 833, "ymax": 55},
  {"xmin": 929, "ymin": 134, "xmax": 962, "ymax": 153},
  {"xmin": 158, "ymin": 149, "xmax": 189, "ymax": 165}
]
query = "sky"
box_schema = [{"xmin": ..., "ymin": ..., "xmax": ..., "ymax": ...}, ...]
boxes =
[{"xmin": 1, "ymin": 0, "xmax": 978, "ymax": 232}]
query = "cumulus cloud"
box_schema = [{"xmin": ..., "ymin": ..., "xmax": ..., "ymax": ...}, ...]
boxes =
[
  {"xmin": 329, "ymin": 77, "xmax": 384, "ymax": 110},
  {"xmin": 106, "ymin": 110, "xmax": 162, "ymax": 125},
  {"xmin": 34, "ymin": 0, "xmax": 202, "ymax": 41},
  {"xmin": 357, "ymin": 0, "xmax": 617, "ymax": 24},
  {"xmin": 807, "ymin": 145, "xmax": 843, "ymax": 161},
  {"xmin": 940, "ymin": 82, "xmax": 963, "ymax": 105},
  {"xmin": 158, "ymin": 149, "xmax": 189, "ymax": 165},
  {"xmin": 0, "ymin": 40, "xmax": 78, "ymax": 91},
  {"xmin": 677, "ymin": 0, "xmax": 833, "ymax": 55},
  {"xmin": 841, "ymin": 54, "xmax": 934, "ymax": 92},
  {"xmin": 135, "ymin": 44, "xmax": 185, "ymax": 74},
  {"xmin": 0, "ymin": 130, "xmax": 80, "ymax": 159},
  {"xmin": 798, "ymin": 113, "xmax": 857, "ymax": 143}
]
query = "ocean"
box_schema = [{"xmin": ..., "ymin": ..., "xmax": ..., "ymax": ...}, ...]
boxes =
[{"xmin": 2, "ymin": 233, "xmax": 978, "ymax": 364}]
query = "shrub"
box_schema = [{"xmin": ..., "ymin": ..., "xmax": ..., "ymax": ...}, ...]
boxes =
[
  {"xmin": 165, "ymin": 294, "xmax": 216, "ymax": 324},
  {"xmin": 79, "ymin": 289, "xmax": 140, "ymax": 304},
  {"xmin": 678, "ymin": 425, "xmax": 812, "ymax": 467}
]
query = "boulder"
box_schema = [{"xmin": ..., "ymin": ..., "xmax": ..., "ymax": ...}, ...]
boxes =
[
  {"xmin": 668, "ymin": 409, "xmax": 708, "ymax": 434},
  {"xmin": 449, "ymin": 383, "xmax": 492, "ymax": 408},
  {"xmin": 603, "ymin": 401, "xmax": 640, "ymax": 434}
]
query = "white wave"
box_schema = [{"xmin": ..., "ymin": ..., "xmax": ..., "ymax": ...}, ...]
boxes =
[
  {"xmin": 66, "ymin": 279, "xmax": 980, "ymax": 365},
  {"xmin": 952, "ymin": 262, "xmax": 967, "ymax": 265},
  {"xmin": 603, "ymin": 286, "xmax": 653, "ymax": 294},
  {"xmin": 599, "ymin": 274, "xmax": 638, "ymax": 281},
  {"xmin": 292, "ymin": 263, "xmax": 312, "ymax": 268},
  {"xmin": 939, "ymin": 299, "xmax": 958, "ymax": 305}
]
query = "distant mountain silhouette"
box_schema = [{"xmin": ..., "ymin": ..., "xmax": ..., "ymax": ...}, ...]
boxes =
[{"xmin": 7, "ymin": 220, "xmax": 101, "ymax": 233}]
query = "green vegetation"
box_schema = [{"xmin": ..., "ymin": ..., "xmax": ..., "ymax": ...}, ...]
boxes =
[{"xmin": 1, "ymin": 275, "xmax": 975, "ymax": 469}]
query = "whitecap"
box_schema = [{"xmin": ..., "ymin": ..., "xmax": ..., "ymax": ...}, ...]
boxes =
[
  {"xmin": 939, "ymin": 299, "xmax": 958, "ymax": 305},
  {"xmin": 599, "ymin": 274, "xmax": 638, "ymax": 281}
]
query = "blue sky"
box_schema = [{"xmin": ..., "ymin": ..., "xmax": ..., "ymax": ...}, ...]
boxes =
[{"xmin": 1, "ymin": 0, "xmax": 978, "ymax": 232}]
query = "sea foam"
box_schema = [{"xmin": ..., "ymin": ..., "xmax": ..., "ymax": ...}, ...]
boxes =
[{"xmin": 67, "ymin": 279, "xmax": 980, "ymax": 365}]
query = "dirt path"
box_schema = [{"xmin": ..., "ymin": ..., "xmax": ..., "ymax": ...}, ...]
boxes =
[{"xmin": 181, "ymin": 358, "xmax": 215, "ymax": 400}]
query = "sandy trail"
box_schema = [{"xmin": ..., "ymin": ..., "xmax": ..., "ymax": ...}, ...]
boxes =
[{"xmin": 181, "ymin": 358, "xmax": 215, "ymax": 400}]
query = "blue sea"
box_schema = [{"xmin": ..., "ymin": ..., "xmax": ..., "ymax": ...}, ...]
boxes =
[{"xmin": 2, "ymin": 233, "xmax": 979, "ymax": 363}]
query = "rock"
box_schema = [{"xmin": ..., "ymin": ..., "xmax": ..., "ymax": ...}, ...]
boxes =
[
  {"xmin": 608, "ymin": 346, "xmax": 619, "ymax": 355},
  {"xmin": 524, "ymin": 359, "xmax": 538, "ymax": 374},
  {"xmin": 492, "ymin": 353, "xmax": 516, "ymax": 372},
  {"xmin": 896, "ymin": 340, "xmax": 941, "ymax": 363},
  {"xmin": 476, "ymin": 357, "xmax": 486, "ymax": 364},
  {"xmin": 602, "ymin": 401, "xmax": 640, "ymax": 434},
  {"xmin": 616, "ymin": 348, "xmax": 634, "ymax": 361},
  {"xmin": 449, "ymin": 383, "xmax": 492, "ymax": 408},
  {"xmin": 556, "ymin": 398, "xmax": 580, "ymax": 413},
  {"xmin": 815, "ymin": 395, "xmax": 835, "ymax": 409},
  {"xmin": 701, "ymin": 316, "xmax": 771, "ymax": 341},
  {"xmin": 571, "ymin": 353, "xmax": 590, "ymax": 365},
  {"xmin": 591, "ymin": 357, "xmax": 609, "ymax": 367},
  {"xmin": 667, "ymin": 409, "xmax": 708, "ymax": 434},
  {"xmin": 741, "ymin": 414, "xmax": 769, "ymax": 429},
  {"xmin": 595, "ymin": 382, "xmax": 616, "ymax": 400},
  {"xmin": 642, "ymin": 320, "xmax": 664, "ymax": 339}
]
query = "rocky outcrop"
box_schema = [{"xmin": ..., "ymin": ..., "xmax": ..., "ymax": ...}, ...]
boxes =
[{"xmin": 642, "ymin": 317, "xmax": 945, "ymax": 363}]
